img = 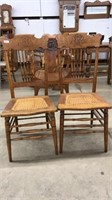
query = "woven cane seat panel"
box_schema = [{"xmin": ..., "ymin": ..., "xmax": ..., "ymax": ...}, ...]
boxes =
[
  {"xmin": 12, "ymin": 98, "xmax": 48, "ymax": 111},
  {"xmin": 59, "ymin": 93, "xmax": 110, "ymax": 109}
]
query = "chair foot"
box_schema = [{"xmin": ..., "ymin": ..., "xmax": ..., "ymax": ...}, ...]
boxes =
[{"xmin": 60, "ymin": 147, "xmax": 63, "ymax": 154}]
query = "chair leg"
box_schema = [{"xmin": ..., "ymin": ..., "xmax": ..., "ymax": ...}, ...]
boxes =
[
  {"xmin": 50, "ymin": 112, "xmax": 58, "ymax": 155},
  {"xmin": 60, "ymin": 110, "xmax": 64, "ymax": 153},
  {"xmin": 45, "ymin": 85, "xmax": 48, "ymax": 95},
  {"xmin": 90, "ymin": 110, "xmax": 94, "ymax": 128},
  {"xmin": 5, "ymin": 117, "xmax": 12, "ymax": 162},
  {"xmin": 104, "ymin": 109, "xmax": 108, "ymax": 152},
  {"xmin": 107, "ymin": 51, "xmax": 111, "ymax": 85},
  {"xmin": 46, "ymin": 113, "xmax": 49, "ymax": 129},
  {"xmin": 61, "ymin": 84, "xmax": 69, "ymax": 94},
  {"xmin": 14, "ymin": 116, "xmax": 19, "ymax": 132},
  {"xmin": 65, "ymin": 84, "xmax": 69, "ymax": 93},
  {"xmin": 34, "ymin": 87, "xmax": 41, "ymax": 95}
]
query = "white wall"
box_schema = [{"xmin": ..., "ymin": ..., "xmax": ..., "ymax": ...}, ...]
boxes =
[
  {"xmin": 13, "ymin": 19, "xmax": 60, "ymax": 38},
  {"xmin": 0, "ymin": 0, "xmax": 112, "ymax": 41}
]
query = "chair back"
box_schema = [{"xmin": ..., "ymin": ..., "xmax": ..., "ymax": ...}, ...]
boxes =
[
  {"xmin": 56, "ymin": 33, "xmax": 102, "ymax": 93},
  {"xmin": 2, "ymin": 34, "xmax": 48, "ymax": 98},
  {"xmin": 3, "ymin": 34, "xmax": 64, "ymax": 96}
]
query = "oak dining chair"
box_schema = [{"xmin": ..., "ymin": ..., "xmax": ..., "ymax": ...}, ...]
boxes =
[
  {"xmin": 34, "ymin": 34, "xmax": 69, "ymax": 95},
  {"xmin": 1, "ymin": 34, "xmax": 58, "ymax": 161},
  {"xmin": 56, "ymin": 33, "xmax": 112, "ymax": 153}
]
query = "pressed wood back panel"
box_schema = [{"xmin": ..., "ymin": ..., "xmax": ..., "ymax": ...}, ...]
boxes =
[
  {"xmin": 56, "ymin": 33, "xmax": 102, "ymax": 93},
  {"xmin": 2, "ymin": 34, "xmax": 50, "ymax": 97}
]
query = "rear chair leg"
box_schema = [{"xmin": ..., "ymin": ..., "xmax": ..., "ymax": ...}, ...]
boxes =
[
  {"xmin": 50, "ymin": 112, "xmax": 58, "ymax": 155},
  {"xmin": 104, "ymin": 109, "xmax": 108, "ymax": 152},
  {"xmin": 5, "ymin": 117, "xmax": 12, "ymax": 162},
  {"xmin": 60, "ymin": 110, "xmax": 64, "ymax": 153}
]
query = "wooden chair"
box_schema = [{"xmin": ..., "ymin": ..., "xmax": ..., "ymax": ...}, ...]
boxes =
[
  {"xmin": 56, "ymin": 33, "xmax": 112, "ymax": 153},
  {"xmin": 34, "ymin": 34, "xmax": 69, "ymax": 95},
  {"xmin": 1, "ymin": 34, "xmax": 58, "ymax": 161}
]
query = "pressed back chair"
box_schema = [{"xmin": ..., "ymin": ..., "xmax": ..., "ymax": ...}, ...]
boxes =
[
  {"xmin": 1, "ymin": 34, "xmax": 58, "ymax": 161},
  {"xmin": 34, "ymin": 34, "xmax": 69, "ymax": 95},
  {"xmin": 56, "ymin": 33, "xmax": 101, "ymax": 93},
  {"xmin": 56, "ymin": 33, "xmax": 112, "ymax": 153}
]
